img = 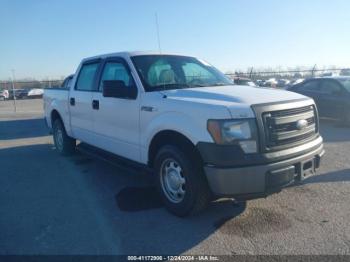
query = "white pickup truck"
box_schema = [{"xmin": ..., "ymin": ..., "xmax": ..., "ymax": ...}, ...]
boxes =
[{"xmin": 44, "ymin": 52, "xmax": 324, "ymax": 216}]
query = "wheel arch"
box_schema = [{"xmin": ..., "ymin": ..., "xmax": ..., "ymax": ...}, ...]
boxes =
[
  {"xmin": 50, "ymin": 109, "xmax": 71, "ymax": 135},
  {"xmin": 50, "ymin": 109, "xmax": 62, "ymax": 126},
  {"xmin": 148, "ymin": 130, "xmax": 203, "ymax": 168}
]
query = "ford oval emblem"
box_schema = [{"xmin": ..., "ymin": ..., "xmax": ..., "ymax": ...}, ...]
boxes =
[{"xmin": 296, "ymin": 119, "xmax": 308, "ymax": 130}]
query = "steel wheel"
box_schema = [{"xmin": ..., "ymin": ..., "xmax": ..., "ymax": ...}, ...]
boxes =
[
  {"xmin": 160, "ymin": 158, "xmax": 186, "ymax": 203},
  {"xmin": 52, "ymin": 119, "xmax": 76, "ymax": 155},
  {"xmin": 54, "ymin": 127, "xmax": 64, "ymax": 152}
]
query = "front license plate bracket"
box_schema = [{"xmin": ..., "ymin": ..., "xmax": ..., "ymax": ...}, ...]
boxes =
[{"xmin": 296, "ymin": 158, "xmax": 316, "ymax": 181}]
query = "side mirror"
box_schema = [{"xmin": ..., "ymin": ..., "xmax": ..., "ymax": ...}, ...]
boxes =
[{"xmin": 102, "ymin": 80, "xmax": 137, "ymax": 99}]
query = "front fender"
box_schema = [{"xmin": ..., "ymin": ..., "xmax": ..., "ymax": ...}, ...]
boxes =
[{"xmin": 140, "ymin": 111, "xmax": 213, "ymax": 163}]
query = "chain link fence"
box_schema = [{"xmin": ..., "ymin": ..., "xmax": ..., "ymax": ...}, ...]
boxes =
[
  {"xmin": 1, "ymin": 67, "xmax": 349, "ymax": 92},
  {"xmin": 226, "ymin": 67, "xmax": 350, "ymax": 80},
  {"xmin": 0, "ymin": 79, "xmax": 63, "ymax": 91}
]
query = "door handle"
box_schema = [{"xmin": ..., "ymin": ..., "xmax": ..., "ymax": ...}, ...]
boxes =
[
  {"xmin": 92, "ymin": 100, "xmax": 99, "ymax": 110},
  {"xmin": 141, "ymin": 106, "xmax": 157, "ymax": 112},
  {"xmin": 70, "ymin": 97, "xmax": 75, "ymax": 106}
]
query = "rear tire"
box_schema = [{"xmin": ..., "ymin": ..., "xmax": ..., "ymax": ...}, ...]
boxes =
[
  {"xmin": 53, "ymin": 119, "xmax": 76, "ymax": 155},
  {"xmin": 154, "ymin": 145, "xmax": 210, "ymax": 217}
]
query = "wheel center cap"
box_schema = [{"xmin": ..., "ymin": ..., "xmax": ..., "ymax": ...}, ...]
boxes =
[{"xmin": 168, "ymin": 171, "xmax": 181, "ymax": 189}]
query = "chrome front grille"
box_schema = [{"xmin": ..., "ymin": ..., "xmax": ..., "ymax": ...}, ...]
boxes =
[{"xmin": 262, "ymin": 105, "xmax": 318, "ymax": 150}]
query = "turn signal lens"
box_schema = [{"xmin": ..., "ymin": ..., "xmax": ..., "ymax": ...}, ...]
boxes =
[{"xmin": 207, "ymin": 120, "xmax": 222, "ymax": 144}]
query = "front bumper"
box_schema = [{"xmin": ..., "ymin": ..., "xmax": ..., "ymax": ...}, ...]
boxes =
[{"xmin": 199, "ymin": 137, "xmax": 324, "ymax": 199}]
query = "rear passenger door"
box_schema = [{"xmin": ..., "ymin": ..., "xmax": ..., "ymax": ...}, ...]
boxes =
[{"xmin": 69, "ymin": 60, "xmax": 101, "ymax": 144}]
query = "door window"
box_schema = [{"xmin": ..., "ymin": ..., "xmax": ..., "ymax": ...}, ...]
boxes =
[
  {"xmin": 99, "ymin": 61, "xmax": 134, "ymax": 90},
  {"xmin": 76, "ymin": 63, "xmax": 100, "ymax": 91},
  {"xmin": 320, "ymin": 80, "xmax": 342, "ymax": 94},
  {"xmin": 299, "ymin": 80, "xmax": 320, "ymax": 92}
]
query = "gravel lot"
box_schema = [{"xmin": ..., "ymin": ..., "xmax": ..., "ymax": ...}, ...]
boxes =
[{"xmin": 0, "ymin": 99, "xmax": 349, "ymax": 255}]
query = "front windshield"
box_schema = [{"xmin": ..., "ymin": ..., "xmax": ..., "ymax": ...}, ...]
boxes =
[
  {"xmin": 131, "ymin": 55, "xmax": 233, "ymax": 92},
  {"xmin": 339, "ymin": 78, "xmax": 350, "ymax": 92}
]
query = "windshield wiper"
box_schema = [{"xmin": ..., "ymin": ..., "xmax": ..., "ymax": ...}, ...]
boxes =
[
  {"xmin": 152, "ymin": 83, "xmax": 191, "ymax": 91},
  {"xmin": 189, "ymin": 84, "xmax": 207, "ymax": 87},
  {"xmin": 212, "ymin": 82, "xmax": 232, "ymax": 86}
]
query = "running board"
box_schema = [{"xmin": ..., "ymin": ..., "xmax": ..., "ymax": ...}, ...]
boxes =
[{"xmin": 76, "ymin": 143, "xmax": 153, "ymax": 176}]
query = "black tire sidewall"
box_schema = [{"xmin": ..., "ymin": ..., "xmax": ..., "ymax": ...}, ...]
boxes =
[{"xmin": 154, "ymin": 145, "xmax": 203, "ymax": 217}]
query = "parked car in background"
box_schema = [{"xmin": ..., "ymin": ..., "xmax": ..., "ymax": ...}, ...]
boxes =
[
  {"xmin": 291, "ymin": 78, "xmax": 305, "ymax": 85},
  {"xmin": 285, "ymin": 78, "xmax": 305, "ymax": 90},
  {"xmin": 340, "ymin": 68, "xmax": 350, "ymax": 76},
  {"xmin": 28, "ymin": 88, "xmax": 44, "ymax": 98},
  {"xmin": 288, "ymin": 77, "xmax": 350, "ymax": 124},
  {"xmin": 8, "ymin": 89, "xmax": 29, "ymax": 99},
  {"xmin": 260, "ymin": 78, "xmax": 278, "ymax": 88},
  {"xmin": 277, "ymin": 79, "xmax": 290, "ymax": 88},
  {"xmin": 17, "ymin": 89, "xmax": 29, "ymax": 99},
  {"xmin": 233, "ymin": 77, "xmax": 257, "ymax": 87},
  {"xmin": 320, "ymin": 72, "xmax": 339, "ymax": 77},
  {"xmin": 255, "ymin": 79, "xmax": 264, "ymax": 86},
  {"xmin": 0, "ymin": 89, "xmax": 9, "ymax": 100}
]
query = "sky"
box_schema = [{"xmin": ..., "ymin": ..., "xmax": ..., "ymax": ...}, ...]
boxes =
[{"xmin": 0, "ymin": 0, "xmax": 349, "ymax": 80}]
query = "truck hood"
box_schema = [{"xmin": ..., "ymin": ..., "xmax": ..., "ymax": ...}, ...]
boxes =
[{"xmin": 162, "ymin": 85, "xmax": 310, "ymax": 118}]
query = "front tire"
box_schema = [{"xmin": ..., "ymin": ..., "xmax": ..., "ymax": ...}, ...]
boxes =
[
  {"xmin": 154, "ymin": 145, "xmax": 210, "ymax": 217},
  {"xmin": 53, "ymin": 119, "xmax": 76, "ymax": 155}
]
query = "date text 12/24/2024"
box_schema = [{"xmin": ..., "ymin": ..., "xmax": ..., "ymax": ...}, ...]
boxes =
[{"xmin": 127, "ymin": 256, "xmax": 219, "ymax": 261}]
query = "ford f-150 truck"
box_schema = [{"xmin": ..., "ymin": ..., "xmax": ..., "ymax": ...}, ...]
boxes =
[{"xmin": 44, "ymin": 52, "xmax": 324, "ymax": 216}]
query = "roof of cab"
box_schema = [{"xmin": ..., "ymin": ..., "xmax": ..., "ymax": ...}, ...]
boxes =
[{"xmin": 82, "ymin": 51, "xmax": 194, "ymax": 62}]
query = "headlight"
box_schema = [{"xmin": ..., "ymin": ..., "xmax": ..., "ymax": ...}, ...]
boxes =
[{"xmin": 207, "ymin": 119, "xmax": 258, "ymax": 153}]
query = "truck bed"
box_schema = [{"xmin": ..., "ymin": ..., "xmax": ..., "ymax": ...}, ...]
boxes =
[{"xmin": 43, "ymin": 88, "xmax": 69, "ymax": 129}]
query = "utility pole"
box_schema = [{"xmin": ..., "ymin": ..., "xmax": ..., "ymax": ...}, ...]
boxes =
[
  {"xmin": 312, "ymin": 64, "xmax": 317, "ymax": 77},
  {"xmin": 249, "ymin": 67, "xmax": 254, "ymax": 79},
  {"xmin": 11, "ymin": 69, "xmax": 17, "ymax": 113}
]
